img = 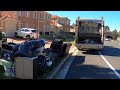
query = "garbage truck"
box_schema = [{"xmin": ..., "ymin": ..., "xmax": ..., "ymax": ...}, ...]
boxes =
[{"xmin": 75, "ymin": 17, "xmax": 104, "ymax": 50}]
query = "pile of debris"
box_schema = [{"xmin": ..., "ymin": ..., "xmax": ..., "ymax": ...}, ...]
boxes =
[{"xmin": 0, "ymin": 39, "xmax": 71, "ymax": 79}]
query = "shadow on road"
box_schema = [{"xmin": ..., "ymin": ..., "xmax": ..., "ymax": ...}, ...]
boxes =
[
  {"xmin": 71, "ymin": 56, "xmax": 85, "ymax": 64},
  {"xmin": 81, "ymin": 46, "xmax": 120, "ymax": 57},
  {"xmin": 100, "ymin": 46, "xmax": 120, "ymax": 57},
  {"xmin": 82, "ymin": 50, "xmax": 99, "ymax": 55},
  {"xmin": 65, "ymin": 55, "xmax": 118, "ymax": 79}
]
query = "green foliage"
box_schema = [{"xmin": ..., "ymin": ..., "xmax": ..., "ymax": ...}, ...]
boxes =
[
  {"xmin": 63, "ymin": 36, "xmax": 66, "ymax": 41},
  {"xmin": 0, "ymin": 47, "xmax": 7, "ymax": 79},
  {"xmin": 104, "ymin": 25, "xmax": 110, "ymax": 31},
  {"xmin": 118, "ymin": 31, "xmax": 120, "ymax": 37},
  {"xmin": 0, "ymin": 65, "xmax": 7, "ymax": 79},
  {"xmin": 104, "ymin": 34, "xmax": 108, "ymax": 38},
  {"xmin": 112, "ymin": 30, "xmax": 119, "ymax": 40},
  {"xmin": 40, "ymin": 35, "xmax": 52, "ymax": 40}
]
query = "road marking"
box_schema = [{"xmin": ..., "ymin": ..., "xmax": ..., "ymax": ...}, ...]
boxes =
[{"xmin": 98, "ymin": 51, "xmax": 120, "ymax": 79}]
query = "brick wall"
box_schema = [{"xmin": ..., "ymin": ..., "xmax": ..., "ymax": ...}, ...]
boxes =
[{"xmin": 1, "ymin": 11, "xmax": 52, "ymax": 33}]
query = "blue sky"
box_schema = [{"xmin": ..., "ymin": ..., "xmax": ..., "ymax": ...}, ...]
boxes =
[{"xmin": 48, "ymin": 11, "xmax": 120, "ymax": 31}]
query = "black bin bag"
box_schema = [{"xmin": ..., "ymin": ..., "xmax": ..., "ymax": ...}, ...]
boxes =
[
  {"xmin": 50, "ymin": 39, "xmax": 63, "ymax": 53},
  {"xmin": 14, "ymin": 41, "xmax": 33, "ymax": 57}
]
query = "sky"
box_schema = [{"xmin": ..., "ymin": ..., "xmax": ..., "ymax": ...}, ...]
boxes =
[{"xmin": 48, "ymin": 11, "xmax": 120, "ymax": 31}]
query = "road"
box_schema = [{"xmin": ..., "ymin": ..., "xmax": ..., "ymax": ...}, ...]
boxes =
[{"xmin": 53, "ymin": 40, "xmax": 120, "ymax": 79}]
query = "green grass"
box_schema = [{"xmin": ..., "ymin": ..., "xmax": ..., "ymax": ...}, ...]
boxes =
[
  {"xmin": 64, "ymin": 38, "xmax": 74, "ymax": 42},
  {"xmin": 0, "ymin": 66, "xmax": 7, "ymax": 79},
  {"xmin": 63, "ymin": 38, "xmax": 75, "ymax": 46},
  {"xmin": 0, "ymin": 47, "xmax": 8, "ymax": 79},
  {"xmin": 40, "ymin": 35, "xmax": 53, "ymax": 40},
  {"xmin": 0, "ymin": 46, "xmax": 7, "ymax": 79}
]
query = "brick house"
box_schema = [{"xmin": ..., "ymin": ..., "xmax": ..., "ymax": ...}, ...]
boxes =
[
  {"xmin": 60, "ymin": 17, "xmax": 71, "ymax": 32},
  {"xmin": 51, "ymin": 15, "xmax": 71, "ymax": 33},
  {"xmin": 51, "ymin": 15, "xmax": 62, "ymax": 34},
  {"xmin": 0, "ymin": 15, "xmax": 19, "ymax": 37},
  {"xmin": 1, "ymin": 11, "xmax": 51, "ymax": 35}
]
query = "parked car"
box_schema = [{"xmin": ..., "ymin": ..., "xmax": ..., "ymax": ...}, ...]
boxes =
[
  {"xmin": 105, "ymin": 38, "xmax": 111, "ymax": 41},
  {"xmin": 14, "ymin": 28, "xmax": 40, "ymax": 39},
  {"xmin": 2, "ymin": 32, "xmax": 7, "ymax": 43}
]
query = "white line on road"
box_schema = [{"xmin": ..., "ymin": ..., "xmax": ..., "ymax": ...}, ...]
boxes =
[{"xmin": 98, "ymin": 51, "xmax": 120, "ymax": 79}]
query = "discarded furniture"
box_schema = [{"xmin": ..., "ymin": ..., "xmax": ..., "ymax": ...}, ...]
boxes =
[
  {"xmin": 15, "ymin": 57, "xmax": 40, "ymax": 79},
  {"xmin": 1, "ymin": 42, "xmax": 19, "ymax": 61}
]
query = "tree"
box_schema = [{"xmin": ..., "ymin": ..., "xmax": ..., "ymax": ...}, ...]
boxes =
[
  {"xmin": 112, "ymin": 29, "xmax": 119, "ymax": 40},
  {"xmin": 104, "ymin": 25, "xmax": 110, "ymax": 31},
  {"xmin": 104, "ymin": 25, "xmax": 111, "ymax": 38},
  {"xmin": 118, "ymin": 31, "xmax": 120, "ymax": 37}
]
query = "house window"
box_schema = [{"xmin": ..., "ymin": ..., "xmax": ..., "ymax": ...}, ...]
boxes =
[
  {"xmin": 67, "ymin": 20, "xmax": 69, "ymax": 25},
  {"xmin": 33, "ymin": 12, "xmax": 36, "ymax": 18},
  {"xmin": 39, "ymin": 13, "xmax": 41, "ymax": 19},
  {"xmin": 44, "ymin": 13, "xmax": 46, "ymax": 20},
  {"xmin": 18, "ymin": 11, "xmax": 22, "ymax": 16},
  {"xmin": 48, "ymin": 25, "xmax": 50, "ymax": 31},
  {"xmin": 61, "ymin": 20, "xmax": 64, "ymax": 24},
  {"xmin": 47, "ymin": 14, "xmax": 48, "ymax": 20},
  {"xmin": 48, "ymin": 15, "xmax": 49, "ymax": 20},
  {"xmin": 48, "ymin": 15, "xmax": 51, "ymax": 20},
  {"xmin": 26, "ymin": 11, "xmax": 30, "ymax": 17},
  {"xmin": 49, "ymin": 14, "xmax": 51, "ymax": 20},
  {"xmin": 42, "ymin": 13, "xmax": 44, "ymax": 20}
]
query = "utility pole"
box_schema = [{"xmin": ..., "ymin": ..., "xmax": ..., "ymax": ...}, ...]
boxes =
[{"xmin": 101, "ymin": 16, "xmax": 104, "ymax": 43}]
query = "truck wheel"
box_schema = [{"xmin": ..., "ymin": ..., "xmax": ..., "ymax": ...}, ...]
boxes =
[
  {"xmin": 26, "ymin": 35, "xmax": 30, "ymax": 40},
  {"xmin": 78, "ymin": 49, "xmax": 83, "ymax": 51},
  {"xmin": 26, "ymin": 35, "xmax": 30, "ymax": 38},
  {"xmin": 14, "ymin": 33, "xmax": 18, "ymax": 38}
]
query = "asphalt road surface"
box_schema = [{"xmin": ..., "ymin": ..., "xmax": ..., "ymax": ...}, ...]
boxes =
[{"xmin": 53, "ymin": 40, "xmax": 120, "ymax": 79}]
